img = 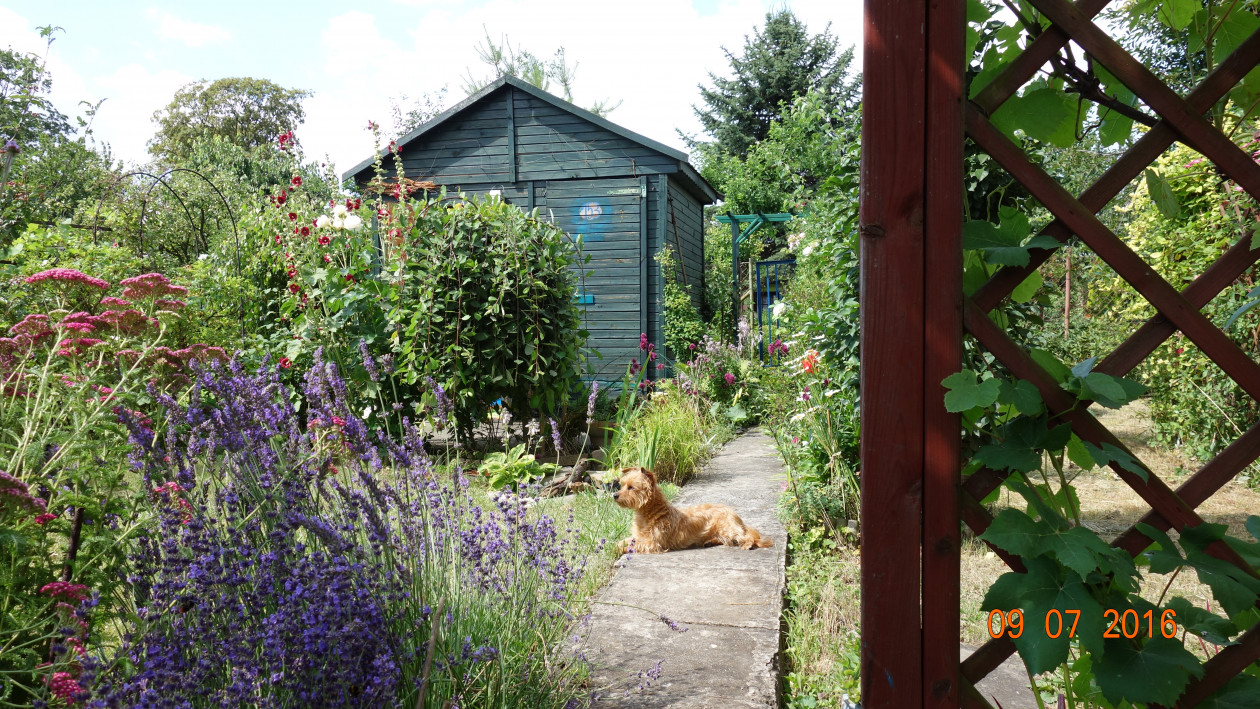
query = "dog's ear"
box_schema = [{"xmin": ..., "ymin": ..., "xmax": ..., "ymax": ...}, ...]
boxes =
[{"xmin": 641, "ymin": 468, "xmax": 657, "ymax": 484}]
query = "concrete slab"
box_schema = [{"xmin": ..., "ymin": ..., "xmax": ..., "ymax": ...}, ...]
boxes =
[
  {"xmin": 583, "ymin": 431, "xmax": 787, "ymax": 707},
  {"xmin": 960, "ymin": 644, "xmax": 1037, "ymax": 708}
]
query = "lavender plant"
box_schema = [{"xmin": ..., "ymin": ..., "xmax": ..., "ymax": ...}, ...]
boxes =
[{"xmin": 86, "ymin": 352, "xmax": 595, "ymax": 708}]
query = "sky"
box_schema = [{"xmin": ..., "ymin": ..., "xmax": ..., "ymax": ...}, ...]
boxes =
[{"xmin": 1, "ymin": 0, "xmax": 863, "ymax": 176}]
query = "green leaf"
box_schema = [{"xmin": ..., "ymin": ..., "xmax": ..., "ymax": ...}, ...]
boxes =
[
  {"xmin": 1158, "ymin": 0, "xmax": 1197, "ymax": 30},
  {"xmin": 1167, "ymin": 596, "xmax": 1240, "ymax": 646},
  {"xmin": 941, "ymin": 371, "xmax": 1001, "ymax": 412},
  {"xmin": 1029, "ymin": 348, "xmax": 1071, "ymax": 383},
  {"xmin": 991, "ymin": 88, "xmax": 1079, "ymax": 148},
  {"xmin": 1095, "ymin": 635, "xmax": 1203, "ymax": 706},
  {"xmin": 998, "ymin": 379, "xmax": 1043, "ymax": 416},
  {"xmin": 978, "ymin": 508, "xmax": 1049, "ymax": 557},
  {"xmin": 1066, "ymin": 433, "xmax": 1095, "ymax": 470},
  {"xmin": 1136, "ymin": 522, "xmax": 1185, "ymax": 574},
  {"xmin": 1099, "ymin": 111, "xmax": 1135, "ymax": 147},
  {"xmin": 1009, "ymin": 269, "xmax": 1042, "ymax": 303},
  {"xmin": 975, "ymin": 442, "xmax": 1042, "ymax": 472},
  {"xmin": 1247, "ymin": 515, "xmax": 1260, "ymax": 543},
  {"xmin": 1084, "ymin": 372, "xmax": 1129, "ymax": 407},
  {"xmin": 1146, "ymin": 169, "xmax": 1182, "ymax": 220},
  {"xmin": 1042, "ymin": 525, "xmax": 1115, "ymax": 579},
  {"xmin": 1002, "ymin": 557, "xmax": 1107, "ymax": 673},
  {"xmin": 1199, "ymin": 673, "xmax": 1260, "ymax": 709}
]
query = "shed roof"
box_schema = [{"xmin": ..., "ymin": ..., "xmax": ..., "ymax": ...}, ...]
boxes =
[{"xmin": 343, "ymin": 74, "xmax": 720, "ymax": 204}]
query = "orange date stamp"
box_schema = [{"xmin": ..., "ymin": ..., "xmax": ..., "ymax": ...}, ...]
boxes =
[{"xmin": 986, "ymin": 608, "xmax": 1180, "ymax": 640}]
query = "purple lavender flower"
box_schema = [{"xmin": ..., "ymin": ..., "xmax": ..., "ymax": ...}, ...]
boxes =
[
  {"xmin": 549, "ymin": 417, "xmax": 562, "ymax": 453},
  {"xmin": 380, "ymin": 353, "xmax": 395, "ymax": 375},
  {"xmin": 585, "ymin": 382, "xmax": 598, "ymax": 426},
  {"xmin": 360, "ymin": 339, "xmax": 380, "ymax": 382}
]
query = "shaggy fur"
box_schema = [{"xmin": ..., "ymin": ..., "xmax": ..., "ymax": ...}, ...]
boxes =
[{"xmin": 613, "ymin": 467, "xmax": 772, "ymax": 553}]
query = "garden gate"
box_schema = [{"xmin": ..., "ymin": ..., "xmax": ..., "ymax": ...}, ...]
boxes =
[
  {"xmin": 861, "ymin": 1, "xmax": 1260, "ymax": 707},
  {"xmin": 753, "ymin": 258, "xmax": 794, "ymax": 364}
]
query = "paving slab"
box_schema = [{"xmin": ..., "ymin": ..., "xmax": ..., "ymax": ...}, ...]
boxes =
[{"xmin": 583, "ymin": 431, "xmax": 788, "ymax": 707}]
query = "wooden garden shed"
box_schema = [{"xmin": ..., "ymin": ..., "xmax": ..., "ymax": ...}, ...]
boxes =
[{"xmin": 344, "ymin": 75, "xmax": 719, "ymax": 381}]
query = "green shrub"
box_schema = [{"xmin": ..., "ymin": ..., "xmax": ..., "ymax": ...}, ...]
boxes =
[{"xmin": 656, "ymin": 245, "xmax": 705, "ymax": 360}]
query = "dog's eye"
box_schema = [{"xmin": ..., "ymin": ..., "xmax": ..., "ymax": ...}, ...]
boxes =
[{"xmin": 624, "ymin": 485, "xmax": 632, "ymax": 490}]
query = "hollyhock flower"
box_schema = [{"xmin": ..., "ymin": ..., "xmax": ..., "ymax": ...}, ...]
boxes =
[
  {"xmin": 274, "ymin": 234, "xmax": 282, "ymax": 245},
  {"xmin": 24, "ymin": 268, "xmax": 110, "ymax": 290},
  {"xmin": 322, "ymin": 254, "xmax": 331, "ymax": 263},
  {"xmin": 316, "ymin": 214, "xmax": 331, "ymax": 229},
  {"xmin": 279, "ymin": 357, "xmax": 292, "ymax": 369},
  {"xmin": 291, "ymin": 176, "xmax": 302, "ymax": 187},
  {"xmin": 318, "ymin": 235, "xmax": 331, "ymax": 246},
  {"xmin": 288, "ymin": 212, "xmax": 298, "ymax": 221},
  {"xmin": 288, "ymin": 283, "xmax": 300, "ymax": 294},
  {"xmin": 287, "ymin": 268, "xmax": 297, "ymax": 279},
  {"xmin": 300, "ymin": 226, "xmax": 310, "ymax": 237}
]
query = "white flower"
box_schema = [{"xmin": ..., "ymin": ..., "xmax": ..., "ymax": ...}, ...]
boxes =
[
  {"xmin": 331, "ymin": 217, "xmax": 345, "ymax": 231},
  {"xmin": 332, "ymin": 204, "xmax": 348, "ymax": 217},
  {"xmin": 802, "ymin": 244, "xmax": 814, "ymax": 257},
  {"xmin": 342, "ymin": 214, "xmax": 363, "ymax": 230},
  {"xmin": 771, "ymin": 301, "xmax": 787, "ymax": 318},
  {"xmin": 315, "ymin": 215, "xmax": 331, "ymax": 228}
]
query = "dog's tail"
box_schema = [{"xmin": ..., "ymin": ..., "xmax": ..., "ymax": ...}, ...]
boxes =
[{"xmin": 750, "ymin": 529, "xmax": 773, "ymax": 548}]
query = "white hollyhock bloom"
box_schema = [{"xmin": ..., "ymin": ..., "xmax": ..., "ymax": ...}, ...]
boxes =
[
  {"xmin": 315, "ymin": 215, "xmax": 331, "ymax": 228},
  {"xmin": 342, "ymin": 214, "xmax": 363, "ymax": 230},
  {"xmin": 772, "ymin": 301, "xmax": 787, "ymax": 318},
  {"xmin": 332, "ymin": 204, "xmax": 348, "ymax": 217}
]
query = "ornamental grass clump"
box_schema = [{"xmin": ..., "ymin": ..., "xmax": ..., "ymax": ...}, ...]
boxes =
[{"xmin": 88, "ymin": 352, "xmax": 594, "ymax": 708}]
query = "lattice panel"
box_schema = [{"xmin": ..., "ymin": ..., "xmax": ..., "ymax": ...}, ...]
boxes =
[{"xmin": 956, "ymin": 1, "xmax": 1260, "ymax": 707}]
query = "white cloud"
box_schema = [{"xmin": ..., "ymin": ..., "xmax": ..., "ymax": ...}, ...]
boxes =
[
  {"xmin": 301, "ymin": 1, "xmax": 864, "ymax": 177},
  {"xmin": 147, "ymin": 9, "xmax": 232, "ymax": 48},
  {"xmin": 92, "ymin": 63, "xmax": 194, "ymax": 165}
]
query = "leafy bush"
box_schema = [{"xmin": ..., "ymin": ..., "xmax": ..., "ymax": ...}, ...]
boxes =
[
  {"xmin": 252, "ymin": 167, "xmax": 588, "ymax": 441},
  {"xmin": 656, "ymin": 246, "xmax": 705, "ymax": 360}
]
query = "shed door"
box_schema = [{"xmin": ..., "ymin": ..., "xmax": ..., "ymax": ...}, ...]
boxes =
[{"xmin": 536, "ymin": 177, "xmax": 646, "ymax": 381}]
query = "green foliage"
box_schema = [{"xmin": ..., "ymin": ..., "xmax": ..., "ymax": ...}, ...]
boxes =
[
  {"xmin": 655, "ymin": 246, "xmax": 704, "ymax": 360},
  {"xmin": 605, "ymin": 380, "xmax": 715, "ymax": 485},
  {"xmin": 148, "ymin": 77, "xmax": 311, "ymax": 161},
  {"xmin": 0, "ymin": 38, "xmax": 117, "ymax": 247},
  {"xmin": 781, "ymin": 546, "xmax": 861, "ymax": 707},
  {"xmin": 462, "ymin": 30, "xmax": 619, "ymax": 117},
  {"xmin": 691, "ymin": 9, "xmax": 858, "ymax": 159},
  {"xmin": 477, "ymin": 443, "xmax": 558, "ymax": 491}
]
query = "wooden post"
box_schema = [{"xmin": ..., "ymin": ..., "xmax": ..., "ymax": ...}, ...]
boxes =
[
  {"xmin": 1064, "ymin": 247, "xmax": 1072, "ymax": 339},
  {"xmin": 861, "ymin": 0, "xmax": 963, "ymax": 706}
]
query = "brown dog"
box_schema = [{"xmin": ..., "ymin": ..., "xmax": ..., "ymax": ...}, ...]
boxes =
[{"xmin": 612, "ymin": 467, "xmax": 772, "ymax": 553}]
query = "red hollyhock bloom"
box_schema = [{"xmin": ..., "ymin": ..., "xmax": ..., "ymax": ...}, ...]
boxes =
[
  {"xmin": 274, "ymin": 235, "xmax": 282, "ymax": 245},
  {"xmin": 288, "ymin": 212, "xmax": 297, "ymax": 221},
  {"xmin": 322, "ymin": 254, "xmax": 331, "ymax": 263},
  {"xmin": 286, "ymin": 268, "xmax": 297, "ymax": 278},
  {"xmin": 291, "ymin": 176, "xmax": 302, "ymax": 187},
  {"xmin": 300, "ymin": 226, "xmax": 310, "ymax": 236},
  {"xmin": 288, "ymin": 283, "xmax": 300, "ymax": 293},
  {"xmin": 318, "ymin": 235, "xmax": 331, "ymax": 246},
  {"xmin": 279, "ymin": 357, "xmax": 292, "ymax": 369}
]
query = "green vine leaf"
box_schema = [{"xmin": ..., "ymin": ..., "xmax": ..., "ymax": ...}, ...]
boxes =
[
  {"xmin": 1029, "ymin": 348, "xmax": 1072, "ymax": 383},
  {"xmin": 1041, "ymin": 526, "xmax": 1116, "ymax": 580},
  {"xmin": 1137, "ymin": 522, "xmax": 1185, "ymax": 574},
  {"xmin": 1145, "ymin": 169, "xmax": 1182, "ymax": 220},
  {"xmin": 998, "ymin": 379, "xmax": 1043, "ymax": 416},
  {"xmin": 1166, "ymin": 597, "xmax": 1241, "ymax": 646},
  {"xmin": 1199, "ymin": 673, "xmax": 1260, "ymax": 709},
  {"xmin": 1084, "ymin": 442, "xmax": 1148, "ymax": 481},
  {"xmin": 1066, "ymin": 433, "xmax": 1095, "ymax": 471},
  {"xmin": 983, "ymin": 557, "xmax": 1107, "ymax": 674},
  {"xmin": 941, "ymin": 371, "xmax": 1001, "ymax": 412},
  {"xmin": 978, "ymin": 508, "xmax": 1050, "ymax": 557},
  {"xmin": 1095, "ymin": 635, "xmax": 1203, "ymax": 706},
  {"xmin": 975, "ymin": 442, "xmax": 1041, "ymax": 473},
  {"xmin": 1157, "ymin": 0, "xmax": 1197, "ymax": 30}
]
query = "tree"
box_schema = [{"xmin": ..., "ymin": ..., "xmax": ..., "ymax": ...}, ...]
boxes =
[
  {"xmin": 462, "ymin": 29, "xmax": 620, "ymax": 117},
  {"xmin": 149, "ymin": 78, "xmax": 311, "ymax": 161},
  {"xmin": 691, "ymin": 10, "xmax": 859, "ymax": 159},
  {"xmin": 388, "ymin": 87, "xmax": 448, "ymax": 140}
]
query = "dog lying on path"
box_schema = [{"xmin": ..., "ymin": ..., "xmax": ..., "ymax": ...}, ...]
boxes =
[{"xmin": 612, "ymin": 467, "xmax": 772, "ymax": 554}]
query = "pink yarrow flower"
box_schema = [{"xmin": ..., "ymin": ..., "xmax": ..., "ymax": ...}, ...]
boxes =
[
  {"xmin": 46, "ymin": 672, "xmax": 82, "ymax": 702},
  {"xmin": 40, "ymin": 581, "xmax": 90, "ymax": 602}
]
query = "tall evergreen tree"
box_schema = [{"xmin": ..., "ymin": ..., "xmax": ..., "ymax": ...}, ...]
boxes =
[{"xmin": 692, "ymin": 10, "xmax": 858, "ymax": 159}]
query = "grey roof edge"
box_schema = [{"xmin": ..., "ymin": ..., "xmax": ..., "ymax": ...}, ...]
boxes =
[
  {"xmin": 675, "ymin": 159, "xmax": 722, "ymax": 205},
  {"xmin": 342, "ymin": 74, "xmax": 706, "ymax": 186}
]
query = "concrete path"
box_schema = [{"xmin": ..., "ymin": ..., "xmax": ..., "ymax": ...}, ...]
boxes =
[{"xmin": 584, "ymin": 431, "xmax": 788, "ymax": 707}]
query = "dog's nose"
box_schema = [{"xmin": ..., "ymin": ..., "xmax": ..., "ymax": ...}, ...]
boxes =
[{"xmin": 612, "ymin": 490, "xmax": 619, "ymax": 500}]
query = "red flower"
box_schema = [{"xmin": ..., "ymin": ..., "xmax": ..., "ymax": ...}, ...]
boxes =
[
  {"xmin": 322, "ymin": 254, "xmax": 331, "ymax": 263},
  {"xmin": 277, "ymin": 194, "xmax": 286, "ymax": 206},
  {"xmin": 318, "ymin": 235, "xmax": 331, "ymax": 246},
  {"xmin": 34, "ymin": 512, "xmax": 56, "ymax": 525},
  {"xmin": 300, "ymin": 226, "xmax": 310, "ymax": 236},
  {"xmin": 1176, "ymin": 347, "xmax": 1185, "ymax": 355},
  {"xmin": 291, "ymin": 176, "xmax": 302, "ymax": 187},
  {"xmin": 288, "ymin": 212, "xmax": 298, "ymax": 221},
  {"xmin": 279, "ymin": 357, "xmax": 292, "ymax": 369},
  {"xmin": 345, "ymin": 274, "xmax": 355, "ymax": 283},
  {"xmin": 288, "ymin": 283, "xmax": 300, "ymax": 293},
  {"xmin": 274, "ymin": 234, "xmax": 282, "ymax": 245},
  {"xmin": 286, "ymin": 268, "xmax": 297, "ymax": 279}
]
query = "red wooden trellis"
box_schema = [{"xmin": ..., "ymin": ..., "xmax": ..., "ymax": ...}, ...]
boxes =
[{"xmin": 860, "ymin": 1, "xmax": 1260, "ymax": 707}]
